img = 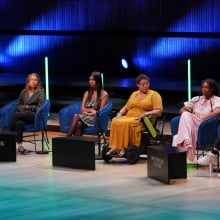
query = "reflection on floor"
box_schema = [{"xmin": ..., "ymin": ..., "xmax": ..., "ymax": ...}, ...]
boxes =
[
  {"xmin": 1, "ymin": 76, "xmax": 220, "ymax": 219},
  {"xmin": 1, "ymin": 131, "xmax": 220, "ymax": 219}
]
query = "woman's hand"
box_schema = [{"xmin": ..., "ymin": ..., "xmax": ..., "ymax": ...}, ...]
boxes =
[
  {"xmin": 82, "ymin": 109, "xmax": 97, "ymax": 116},
  {"xmin": 23, "ymin": 105, "xmax": 29, "ymax": 111},
  {"xmin": 138, "ymin": 113, "xmax": 146, "ymax": 120},
  {"xmin": 115, "ymin": 112, "xmax": 122, "ymax": 118}
]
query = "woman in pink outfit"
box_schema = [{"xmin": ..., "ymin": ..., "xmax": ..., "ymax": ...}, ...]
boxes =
[{"xmin": 172, "ymin": 79, "xmax": 220, "ymax": 161}]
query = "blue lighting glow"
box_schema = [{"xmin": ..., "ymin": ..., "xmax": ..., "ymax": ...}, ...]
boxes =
[
  {"xmin": 132, "ymin": 1, "xmax": 220, "ymax": 73},
  {"xmin": 6, "ymin": 36, "xmax": 64, "ymax": 56},
  {"xmin": 133, "ymin": 37, "xmax": 219, "ymax": 68},
  {"xmin": 3, "ymin": 1, "xmax": 109, "ymax": 60},
  {"xmin": 169, "ymin": 1, "xmax": 220, "ymax": 32},
  {"xmin": 1, "ymin": 0, "xmax": 220, "ymax": 86},
  {"xmin": 119, "ymin": 78, "xmax": 136, "ymax": 88}
]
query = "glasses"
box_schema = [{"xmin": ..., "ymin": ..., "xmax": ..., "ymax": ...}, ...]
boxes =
[{"xmin": 139, "ymin": 82, "xmax": 149, "ymax": 86}]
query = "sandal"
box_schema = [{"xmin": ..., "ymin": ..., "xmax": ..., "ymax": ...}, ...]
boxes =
[
  {"xmin": 106, "ymin": 149, "xmax": 116, "ymax": 155},
  {"xmin": 18, "ymin": 146, "xmax": 29, "ymax": 155},
  {"xmin": 119, "ymin": 149, "xmax": 126, "ymax": 157}
]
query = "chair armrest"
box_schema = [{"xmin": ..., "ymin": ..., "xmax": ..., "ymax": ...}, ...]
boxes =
[
  {"xmin": 0, "ymin": 100, "xmax": 17, "ymax": 129},
  {"xmin": 59, "ymin": 101, "xmax": 82, "ymax": 132},
  {"xmin": 146, "ymin": 114, "xmax": 162, "ymax": 118},
  {"xmin": 170, "ymin": 115, "xmax": 181, "ymax": 136},
  {"xmin": 34, "ymin": 100, "xmax": 51, "ymax": 130},
  {"xmin": 95, "ymin": 101, "xmax": 112, "ymax": 133},
  {"xmin": 197, "ymin": 116, "xmax": 220, "ymax": 146}
]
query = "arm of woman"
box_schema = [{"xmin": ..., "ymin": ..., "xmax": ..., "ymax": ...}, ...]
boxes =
[
  {"xmin": 143, "ymin": 108, "xmax": 163, "ymax": 117},
  {"xmin": 200, "ymin": 107, "xmax": 220, "ymax": 121},
  {"xmin": 180, "ymin": 96, "xmax": 200, "ymax": 114},
  {"xmin": 179, "ymin": 106, "xmax": 192, "ymax": 114},
  {"xmin": 99, "ymin": 91, "xmax": 109, "ymax": 109},
  {"xmin": 80, "ymin": 92, "xmax": 97, "ymax": 116},
  {"xmin": 142, "ymin": 91, "xmax": 163, "ymax": 117},
  {"xmin": 116, "ymin": 106, "xmax": 128, "ymax": 118},
  {"xmin": 24, "ymin": 89, "xmax": 45, "ymax": 112},
  {"xmin": 116, "ymin": 92, "xmax": 136, "ymax": 118},
  {"xmin": 81, "ymin": 91, "xmax": 90, "ymax": 114},
  {"xmin": 29, "ymin": 89, "xmax": 45, "ymax": 112},
  {"xmin": 81, "ymin": 90, "xmax": 109, "ymax": 116},
  {"xmin": 16, "ymin": 89, "xmax": 26, "ymax": 112}
]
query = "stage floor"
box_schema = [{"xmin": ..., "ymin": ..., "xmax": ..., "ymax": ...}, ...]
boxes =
[{"xmin": 1, "ymin": 131, "xmax": 220, "ymax": 219}]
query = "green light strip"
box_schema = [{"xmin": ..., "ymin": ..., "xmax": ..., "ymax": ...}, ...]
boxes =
[
  {"xmin": 101, "ymin": 73, "xmax": 104, "ymax": 89},
  {"xmin": 187, "ymin": 59, "xmax": 191, "ymax": 101},
  {"xmin": 45, "ymin": 56, "xmax": 49, "ymax": 100}
]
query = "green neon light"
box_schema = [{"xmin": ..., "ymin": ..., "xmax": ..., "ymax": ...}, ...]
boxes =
[
  {"xmin": 187, "ymin": 59, "xmax": 191, "ymax": 101},
  {"xmin": 45, "ymin": 56, "xmax": 49, "ymax": 100},
  {"xmin": 101, "ymin": 73, "xmax": 104, "ymax": 89}
]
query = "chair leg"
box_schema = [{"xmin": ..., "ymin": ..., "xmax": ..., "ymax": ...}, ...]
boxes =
[
  {"xmin": 95, "ymin": 131, "xmax": 107, "ymax": 160},
  {"xmin": 33, "ymin": 132, "xmax": 37, "ymax": 152},
  {"xmin": 196, "ymin": 150, "xmax": 199, "ymax": 169},
  {"xmin": 217, "ymin": 152, "xmax": 220, "ymax": 168},
  {"xmin": 212, "ymin": 152, "xmax": 220, "ymax": 173},
  {"xmin": 36, "ymin": 129, "xmax": 49, "ymax": 154}
]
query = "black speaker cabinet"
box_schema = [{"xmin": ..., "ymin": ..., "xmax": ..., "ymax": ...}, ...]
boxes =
[
  {"xmin": 52, "ymin": 136, "xmax": 98, "ymax": 170},
  {"xmin": 0, "ymin": 131, "xmax": 16, "ymax": 162},
  {"xmin": 147, "ymin": 145, "xmax": 187, "ymax": 184}
]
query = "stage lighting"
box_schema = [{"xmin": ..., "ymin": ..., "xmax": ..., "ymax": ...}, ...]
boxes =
[{"xmin": 121, "ymin": 58, "xmax": 128, "ymax": 69}]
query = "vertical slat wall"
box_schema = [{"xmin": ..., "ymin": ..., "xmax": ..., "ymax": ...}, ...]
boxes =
[
  {"xmin": 1, "ymin": 0, "xmax": 219, "ymax": 33},
  {"xmin": 0, "ymin": 0, "xmax": 220, "ymax": 81}
]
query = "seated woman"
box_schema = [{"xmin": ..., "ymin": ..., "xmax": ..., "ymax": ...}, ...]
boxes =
[
  {"xmin": 106, "ymin": 74, "xmax": 163, "ymax": 157},
  {"xmin": 172, "ymin": 78, "xmax": 220, "ymax": 162},
  {"xmin": 67, "ymin": 71, "xmax": 109, "ymax": 136},
  {"xmin": 8, "ymin": 73, "xmax": 45, "ymax": 154}
]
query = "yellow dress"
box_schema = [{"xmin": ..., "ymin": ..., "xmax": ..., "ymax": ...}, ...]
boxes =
[{"xmin": 109, "ymin": 90, "xmax": 163, "ymax": 150}]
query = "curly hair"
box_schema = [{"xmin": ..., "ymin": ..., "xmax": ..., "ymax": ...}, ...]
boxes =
[
  {"xmin": 201, "ymin": 78, "xmax": 219, "ymax": 96},
  {"xmin": 136, "ymin": 74, "xmax": 150, "ymax": 84}
]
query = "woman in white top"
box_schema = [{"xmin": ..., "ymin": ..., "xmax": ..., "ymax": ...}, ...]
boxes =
[{"xmin": 172, "ymin": 78, "xmax": 220, "ymax": 161}]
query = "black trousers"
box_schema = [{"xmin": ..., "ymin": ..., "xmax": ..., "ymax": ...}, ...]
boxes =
[{"xmin": 8, "ymin": 112, "xmax": 35, "ymax": 143}]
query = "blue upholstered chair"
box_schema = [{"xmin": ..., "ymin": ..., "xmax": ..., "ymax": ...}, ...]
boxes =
[
  {"xmin": 59, "ymin": 101, "xmax": 112, "ymax": 157},
  {"xmin": 59, "ymin": 100, "xmax": 112, "ymax": 135},
  {"xmin": 170, "ymin": 115, "xmax": 220, "ymax": 167},
  {"xmin": 0, "ymin": 99, "xmax": 51, "ymax": 152}
]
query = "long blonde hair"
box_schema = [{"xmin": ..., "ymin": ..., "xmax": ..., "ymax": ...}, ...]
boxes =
[{"xmin": 25, "ymin": 73, "xmax": 43, "ymax": 91}]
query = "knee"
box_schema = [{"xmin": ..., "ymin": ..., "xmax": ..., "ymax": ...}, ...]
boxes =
[
  {"xmin": 77, "ymin": 121, "xmax": 83, "ymax": 129},
  {"xmin": 72, "ymin": 114, "xmax": 80, "ymax": 121},
  {"xmin": 15, "ymin": 120, "xmax": 25, "ymax": 129}
]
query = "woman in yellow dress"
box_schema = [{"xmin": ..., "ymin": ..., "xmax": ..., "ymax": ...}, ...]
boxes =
[{"xmin": 106, "ymin": 74, "xmax": 163, "ymax": 157}]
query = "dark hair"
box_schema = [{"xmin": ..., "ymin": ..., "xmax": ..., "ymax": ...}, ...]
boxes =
[
  {"xmin": 136, "ymin": 74, "xmax": 150, "ymax": 84},
  {"xmin": 201, "ymin": 78, "xmax": 219, "ymax": 96},
  {"xmin": 88, "ymin": 71, "xmax": 103, "ymax": 101}
]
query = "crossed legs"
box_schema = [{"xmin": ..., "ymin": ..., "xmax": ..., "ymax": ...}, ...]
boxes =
[{"xmin": 67, "ymin": 114, "xmax": 83, "ymax": 136}]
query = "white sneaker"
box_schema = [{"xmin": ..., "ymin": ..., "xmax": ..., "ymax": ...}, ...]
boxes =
[{"xmin": 197, "ymin": 151, "xmax": 217, "ymax": 166}]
